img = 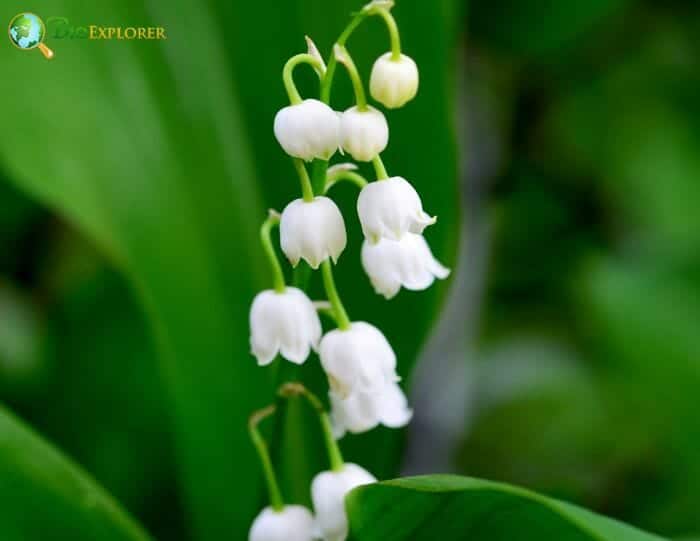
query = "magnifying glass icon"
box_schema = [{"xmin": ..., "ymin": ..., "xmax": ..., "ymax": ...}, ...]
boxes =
[{"xmin": 8, "ymin": 12, "xmax": 55, "ymax": 59}]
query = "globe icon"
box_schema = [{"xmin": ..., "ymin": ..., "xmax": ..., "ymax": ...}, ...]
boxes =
[{"xmin": 8, "ymin": 12, "xmax": 53, "ymax": 58}]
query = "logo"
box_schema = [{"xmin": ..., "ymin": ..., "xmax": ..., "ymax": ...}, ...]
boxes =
[
  {"xmin": 8, "ymin": 13, "xmax": 168, "ymax": 60},
  {"xmin": 8, "ymin": 12, "xmax": 54, "ymax": 59}
]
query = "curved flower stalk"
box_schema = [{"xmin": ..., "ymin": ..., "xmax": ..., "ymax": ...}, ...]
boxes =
[
  {"xmin": 274, "ymin": 53, "xmax": 340, "ymax": 161},
  {"xmin": 249, "ymin": 211, "xmax": 322, "ymax": 365},
  {"xmin": 247, "ymin": 3, "xmax": 450, "ymax": 539},
  {"xmin": 248, "ymin": 406, "xmax": 314, "ymax": 541},
  {"xmin": 278, "ymin": 384, "xmax": 377, "ymax": 541}
]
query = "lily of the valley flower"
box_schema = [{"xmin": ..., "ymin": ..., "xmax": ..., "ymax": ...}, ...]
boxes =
[
  {"xmin": 274, "ymin": 99, "xmax": 340, "ymax": 161},
  {"xmin": 339, "ymin": 105, "xmax": 389, "ymax": 162},
  {"xmin": 370, "ymin": 53, "xmax": 419, "ymax": 109},
  {"xmin": 250, "ymin": 287, "xmax": 322, "ymax": 366},
  {"xmin": 249, "ymin": 505, "xmax": 315, "ymax": 541},
  {"xmin": 330, "ymin": 381, "xmax": 412, "ymax": 438},
  {"xmin": 311, "ymin": 463, "xmax": 376, "ymax": 541},
  {"xmin": 280, "ymin": 196, "xmax": 347, "ymax": 269},
  {"xmin": 357, "ymin": 176, "xmax": 436, "ymax": 243},
  {"xmin": 361, "ymin": 233, "xmax": 450, "ymax": 299},
  {"xmin": 319, "ymin": 322, "xmax": 398, "ymax": 397}
]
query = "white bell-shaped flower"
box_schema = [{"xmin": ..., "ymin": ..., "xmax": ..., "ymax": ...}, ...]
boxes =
[
  {"xmin": 330, "ymin": 382, "xmax": 413, "ymax": 438},
  {"xmin": 370, "ymin": 53, "xmax": 419, "ymax": 109},
  {"xmin": 319, "ymin": 322, "xmax": 398, "ymax": 397},
  {"xmin": 280, "ymin": 196, "xmax": 347, "ymax": 269},
  {"xmin": 339, "ymin": 105, "xmax": 389, "ymax": 162},
  {"xmin": 357, "ymin": 177, "xmax": 436, "ymax": 243},
  {"xmin": 274, "ymin": 99, "xmax": 340, "ymax": 161},
  {"xmin": 249, "ymin": 505, "xmax": 315, "ymax": 541},
  {"xmin": 361, "ymin": 233, "xmax": 450, "ymax": 299},
  {"xmin": 311, "ymin": 463, "xmax": 376, "ymax": 541},
  {"xmin": 250, "ymin": 287, "xmax": 322, "ymax": 366}
]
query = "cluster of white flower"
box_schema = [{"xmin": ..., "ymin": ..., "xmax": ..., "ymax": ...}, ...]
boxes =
[{"xmin": 247, "ymin": 2, "xmax": 449, "ymax": 540}]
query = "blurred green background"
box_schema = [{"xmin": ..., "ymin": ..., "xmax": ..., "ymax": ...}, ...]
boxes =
[{"xmin": 0, "ymin": 0, "xmax": 698, "ymax": 539}]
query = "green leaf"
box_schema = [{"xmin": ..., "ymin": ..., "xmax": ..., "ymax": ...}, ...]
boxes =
[
  {"xmin": 0, "ymin": 0, "xmax": 268, "ymax": 538},
  {"xmin": 347, "ymin": 475, "xmax": 666, "ymax": 540},
  {"xmin": 0, "ymin": 405, "xmax": 151, "ymax": 540}
]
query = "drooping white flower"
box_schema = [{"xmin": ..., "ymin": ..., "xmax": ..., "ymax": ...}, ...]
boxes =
[
  {"xmin": 250, "ymin": 287, "xmax": 322, "ymax": 366},
  {"xmin": 311, "ymin": 463, "xmax": 376, "ymax": 541},
  {"xmin": 319, "ymin": 322, "xmax": 398, "ymax": 397},
  {"xmin": 370, "ymin": 53, "xmax": 419, "ymax": 109},
  {"xmin": 249, "ymin": 505, "xmax": 315, "ymax": 541},
  {"xmin": 280, "ymin": 196, "xmax": 347, "ymax": 269},
  {"xmin": 361, "ymin": 233, "xmax": 450, "ymax": 299},
  {"xmin": 330, "ymin": 382, "xmax": 412, "ymax": 438},
  {"xmin": 339, "ymin": 105, "xmax": 389, "ymax": 162},
  {"xmin": 357, "ymin": 177, "xmax": 436, "ymax": 243},
  {"xmin": 274, "ymin": 99, "xmax": 340, "ymax": 161}
]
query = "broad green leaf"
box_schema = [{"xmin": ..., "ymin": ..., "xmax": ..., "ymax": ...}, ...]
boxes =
[
  {"xmin": 0, "ymin": 405, "xmax": 150, "ymax": 541},
  {"xmin": 347, "ymin": 475, "xmax": 666, "ymax": 540},
  {"xmin": 0, "ymin": 0, "xmax": 268, "ymax": 538}
]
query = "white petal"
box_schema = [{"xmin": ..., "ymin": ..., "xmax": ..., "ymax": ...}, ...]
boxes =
[
  {"xmin": 274, "ymin": 99, "xmax": 340, "ymax": 161},
  {"xmin": 361, "ymin": 233, "xmax": 449, "ymax": 299},
  {"xmin": 329, "ymin": 389, "xmax": 380, "ymax": 437},
  {"xmin": 377, "ymin": 382, "xmax": 413, "ymax": 428},
  {"xmin": 249, "ymin": 505, "xmax": 314, "ymax": 541},
  {"xmin": 249, "ymin": 288, "xmax": 321, "ymax": 366},
  {"xmin": 311, "ymin": 465, "xmax": 376, "ymax": 541},
  {"xmin": 340, "ymin": 106, "xmax": 389, "ymax": 162},
  {"xmin": 280, "ymin": 197, "xmax": 347, "ymax": 269},
  {"xmin": 320, "ymin": 322, "xmax": 397, "ymax": 397},
  {"xmin": 370, "ymin": 53, "xmax": 419, "ymax": 109},
  {"xmin": 357, "ymin": 177, "xmax": 435, "ymax": 242}
]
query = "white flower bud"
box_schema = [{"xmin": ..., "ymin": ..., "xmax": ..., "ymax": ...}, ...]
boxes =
[
  {"xmin": 339, "ymin": 105, "xmax": 389, "ymax": 162},
  {"xmin": 249, "ymin": 287, "xmax": 322, "ymax": 366},
  {"xmin": 274, "ymin": 99, "xmax": 340, "ymax": 161},
  {"xmin": 311, "ymin": 463, "xmax": 376, "ymax": 541},
  {"xmin": 249, "ymin": 505, "xmax": 314, "ymax": 541},
  {"xmin": 361, "ymin": 233, "xmax": 450, "ymax": 299},
  {"xmin": 280, "ymin": 196, "xmax": 347, "ymax": 269},
  {"xmin": 319, "ymin": 322, "xmax": 398, "ymax": 398},
  {"xmin": 330, "ymin": 382, "xmax": 412, "ymax": 438},
  {"xmin": 357, "ymin": 177, "xmax": 436, "ymax": 242},
  {"xmin": 370, "ymin": 53, "xmax": 419, "ymax": 109}
]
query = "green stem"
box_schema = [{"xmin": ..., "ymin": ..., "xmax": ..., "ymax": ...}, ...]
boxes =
[
  {"xmin": 278, "ymin": 383, "xmax": 345, "ymax": 472},
  {"xmin": 321, "ymin": 260, "xmax": 351, "ymax": 330},
  {"xmin": 293, "ymin": 158, "xmax": 315, "ymax": 202},
  {"xmin": 320, "ymin": 12, "xmax": 366, "ymax": 103},
  {"xmin": 372, "ymin": 155, "xmax": 389, "ymax": 179},
  {"xmin": 374, "ymin": 7, "xmax": 401, "ymax": 60},
  {"xmin": 324, "ymin": 171, "xmax": 368, "ymax": 194},
  {"xmin": 283, "ymin": 53, "xmax": 323, "ymax": 104},
  {"xmin": 334, "ymin": 45, "xmax": 368, "ymax": 111},
  {"xmin": 313, "ymin": 8, "xmax": 371, "ymax": 194},
  {"xmin": 260, "ymin": 211, "xmax": 285, "ymax": 293},
  {"xmin": 249, "ymin": 406, "xmax": 284, "ymax": 511}
]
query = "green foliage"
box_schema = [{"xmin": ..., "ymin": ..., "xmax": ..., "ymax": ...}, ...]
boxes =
[
  {"xmin": 347, "ymin": 475, "xmax": 666, "ymax": 541},
  {"xmin": 0, "ymin": 405, "xmax": 150, "ymax": 541}
]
